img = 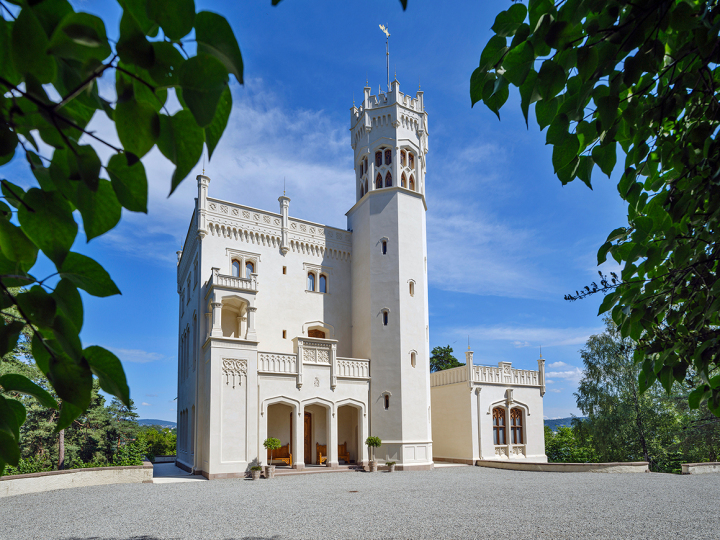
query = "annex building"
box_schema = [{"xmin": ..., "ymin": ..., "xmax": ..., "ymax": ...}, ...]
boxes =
[{"xmin": 175, "ymin": 79, "xmax": 547, "ymax": 478}]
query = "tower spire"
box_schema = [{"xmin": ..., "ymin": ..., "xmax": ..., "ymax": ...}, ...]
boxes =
[{"xmin": 379, "ymin": 24, "xmax": 390, "ymax": 91}]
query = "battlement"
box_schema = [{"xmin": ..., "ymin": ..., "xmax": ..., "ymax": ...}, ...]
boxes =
[{"xmin": 351, "ymin": 79, "xmax": 424, "ymax": 128}]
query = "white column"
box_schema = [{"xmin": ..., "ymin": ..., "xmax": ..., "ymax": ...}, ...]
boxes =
[
  {"xmin": 293, "ymin": 405, "xmax": 304, "ymax": 469},
  {"xmin": 360, "ymin": 406, "xmax": 369, "ymax": 466},
  {"xmin": 259, "ymin": 401, "xmax": 268, "ymax": 465},
  {"xmin": 296, "ymin": 339, "xmax": 304, "ymax": 389},
  {"xmin": 330, "ymin": 343, "xmax": 337, "ymax": 390},
  {"xmin": 278, "ymin": 196, "xmax": 290, "ymax": 255},
  {"xmin": 246, "ymin": 307, "xmax": 257, "ymax": 341},
  {"xmin": 328, "ymin": 406, "xmax": 338, "ymax": 468},
  {"xmin": 236, "ymin": 316, "xmax": 243, "ymax": 339},
  {"xmin": 538, "ymin": 357, "xmax": 546, "ymax": 396},
  {"xmin": 466, "ymin": 349, "xmax": 474, "ymax": 386},
  {"xmin": 197, "ymin": 174, "xmax": 210, "ymax": 237},
  {"xmin": 210, "ymin": 302, "xmax": 222, "ymax": 337}
]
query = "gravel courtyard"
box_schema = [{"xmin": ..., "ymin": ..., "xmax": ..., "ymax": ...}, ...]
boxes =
[{"xmin": 2, "ymin": 464, "xmax": 718, "ymax": 539}]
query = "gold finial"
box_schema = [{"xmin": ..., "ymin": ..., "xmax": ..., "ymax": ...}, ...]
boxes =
[
  {"xmin": 202, "ymin": 152, "xmax": 205, "ymax": 175},
  {"xmin": 283, "ymin": 177, "xmax": 286, "ymax": 196},
  {"xmin": 539, "ymin": 345, "xmax": 542, "ymax": 358}
]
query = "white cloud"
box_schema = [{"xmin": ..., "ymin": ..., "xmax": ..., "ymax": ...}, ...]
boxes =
[
  {"xmin": 545, "ymin": 379, "xmax": 555, "ymax": 384},
  {"xmin": 512, "ymin": 341, "xmax": 531, "ymax": 348},
  {"xmin": 546, "ymin": 366, "xmax": 584, "ymax": 383},
  {"xmin": 548, "ymin": 361, "xmax": 570, "ymax": 368},
  {"xmin": 109, "ymin": 348, "xmax": 166, "ymax": 364},
  {"xmin": 452, "ymin": 325, "xmax": 602, "ymax": 349},
  {"xmin": 548, "ymin": 389, "xmax": 562, "ymax": 393},
  {"xmin": 141, "ymin": 402, "xmax": 152, "ymax": 406}
]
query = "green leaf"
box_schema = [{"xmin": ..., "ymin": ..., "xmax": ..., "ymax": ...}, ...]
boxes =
[
  {"xmin": 6, "ymin": 398, "xmax": 25, "ymax": 430},
  {"xmin": 11, "ymin": 8, "xmax": 56, "ymax": 84},
  {"xmin": 157, "ymin": 110, "xmax": 205, "ymax": 195},
  {"xmin": 106, "ymin": 153, "xmax": 148, "ymax": 213},
  {"xmin": 59, "ymin": 252, "xmax": 121, "ymax": 298},
  {"xmin": 479, "ymin": 35, "xmax": 507, "ymax": 72},
  {"xmin": 73, "ymin": 145, "xmax": 101, "ymax": 191},
  {"xmin": 597, "ymin": 241, "xmax": 612, "ymax": 265},
  {"xmin": 148, "ymin": 41, "xmax": 184, "ymax": 87},
  {"xmin": 84, "ymin": 346, "xmax": 130, "ymax": 406},
  {"xmin": 536, "ymin": 60, "xmax": 566, "ymax": 101},
  {"xmin": 0, "ymin": 219, "xmax": 38, "ymax": 265},
  {"xmin": 0, "ymin": 120, "xmax": 18, "ymax": 161},
  {"xmin": 179, "ymin": 54, "xmax": 229, "ymax": 128},
  {"xmin": 591, "ymin": 142, "xmax": 617, "ymax": 178},
  {"xmin": 576, "ymin": 155, "xmax": 594, "ymax": 189},
  {"xmin": 52, "ymin": 278, "xmax": 83, "ymax": 332},
  {"xmin": 535, "ymin": 97, "xmax": 558, "ymax": 130},
  {"xmin": 595, "ymin": 95, "xmax": 619, "ymax": 132},
  {"xmin": 115, "ymin": 98, "xmax": 160, "ymax": 158},
  {"xmin": 52, "ymin": 313, "xmax": 83, "ymax": 361},
  {"xmin": 16, "ymin": 285, "xmax": 56, "ymax": 328},
  {"xmin": 0, "ymin": 374, "xmax": 58, "ymax": 409},
  {"xmin": 116, "ymin": 11, "xmax": 155, "ymax": 69},
  {"xmin": 76, "ymin": 179, "xmax": 122, "ymax": 241},
  {"xmin": 46, "ymin": 12, "xmax": 111, "ymax": 63},
  {"xmin": 204, "ymin": 86, "xmax": 232, "ymax": 160},
  {"xmin": 519, "ymin": 70, "xmax": 539, "ymax": 127},
  {"xmin": 118, "ymin": 0, "xmax": 159, "ymax": 37},
  {"xmin": 195, "ymin": 11, "xmax": 243, "ymax": 85},
  {"xmin": 31, "ymin": 332, "xmax": 51, "ymax": 374},
  {"xmin": 529, "ymin": 0, "xmax": 553, "ymax": 31},
  {"xmin": 470, "ymin": 68, "xmax": 491, "ymax": 107},
  {"xmin": 491, "ymin": 4, "xmax": 527, "ymax": 37},
  {"xmin": 482, "ymin": 74, "xmax": 509, "ymax": 120},
  {"xmin": 146, "ymin": 0, "xmax": 195, "ymax": 40},
  {"xmin": 17, "ymin": 188, "xmax": 78, "ymax": 267},
  {"xmin": 552, "ymin": 133, "xmax": 579, "ymax": 173},
  {"xmin": 577, "ymin": 46, "xmax": 598, "ymax": 82},
  {"xmin": 597, "ymin": 291, "xmax": 618, "ymax": 315},
  {"xmin": 0, "ymin": 319, "xmax": 24, "ymax": 357},
  {"xmin": 0, "ymin": 19, "xmax": 20, "ymax": 87},
  {"xmin": 502, "ymin": 41, "xmax": 534, "ymax": 86},
  {"xmin": 688, "ymin": 386, "xmax": 707, "ymax": 409},
  {"xmin": 56, "ymin": 400, "xmax": 83, "ymax": 431},
  {"xmin": 0, "ymin": 396, "xmax": 21, "ymax": 466},
  {"xmin": 47, "ymin": 351, "xmax": 92, "ymax": 411}
]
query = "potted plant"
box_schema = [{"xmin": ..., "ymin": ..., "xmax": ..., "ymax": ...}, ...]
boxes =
[
  {"xmin": 250, "ymin": 465, "xmax": 262, "ymax": 480},
  {"xmin": 263, "ymin": 437, "xmax": 281, "ymax": 479},
  {"xmin": 365, "ymin": 436, "xmax": 382, "ymax": 472},
  {"xmin": 386, "ymin": 461, "xmax": 396, "ymax": 472}
]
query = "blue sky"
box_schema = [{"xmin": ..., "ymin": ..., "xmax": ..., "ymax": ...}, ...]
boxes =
[{"xmin": 6, "ymin": 0, "xmax": 628, "ymax": 420}]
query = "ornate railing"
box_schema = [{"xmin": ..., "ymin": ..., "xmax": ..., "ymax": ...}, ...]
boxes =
[
  {"xmin": 208, "ymin": 268, "xmax": 258, "ymax": 292},
  {"xmin": 258, "ymin": 353, "xmax": 297, "ymax": 373},
  {"xmin": 430, "ymin": 361, "xmax": 542, "ymax": 388},
  {"xmin": 336, "ymin": 358, "xmax": 370, "ymax": 378}
]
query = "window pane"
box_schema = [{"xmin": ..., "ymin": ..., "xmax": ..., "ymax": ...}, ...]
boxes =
[
  {"xmin": 385, "ymin": 172, "xmax": 392, "ymax": 187},
  {"xmin": 319, "ymin": 275, "xmax": 327, "ymax": 293},
  {"xmin": 376, "ymin": 174, "xmax": 382, "ymax": 189},
  {"xmin": 385, "ymin": 149, "xmax": 392, "ymax": 165},
  {"xmin": 375, "ymin": 151, "xmax": 382, "ymax": 167},
  {"xmin": 308, "ymin": 273, "xmax": 315, "ymax": 291},
  {"xmin": 246, "ymin": 262, "xmax": 254, "ymax": 278},
  {"xmin": 232, "ymin": 261, "xmax": 240, "ymax": 277}
]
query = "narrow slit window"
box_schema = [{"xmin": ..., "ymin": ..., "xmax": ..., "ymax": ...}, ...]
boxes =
[
  {"xmin": 282, "ymin": 266, "xmax": 287, "ymax": 275},
  {"xmin": 411, "ymin": 352, "xmax": 416, "ymax": 368},
  {"xmin": 307, "ymin": 273, "xmax": 315, "ymax": 291},
  {"xmin": 319, "ymin": 274, "xmax": 327, "ymax": 293},
  {"xmin": 409, "ymin": 152, "xmax": 415, "ymax": 169},
  {"xmin": 409, "ymin": 281, "xmax": 415, "ymax": 296},
  {"xmin": 283, "ymin": 330, "xmax": 287, "ymax": 339},
  {"xmin": 384, "ymin": 394, "xmax": 390, "ymax": 410},
  {"xmin": 382, "ymin": 240, "xmax": 387, "ymax": 255},
  {"xmin": 383, "ymin": 311, "xmax": 389, "ymax": 326}
]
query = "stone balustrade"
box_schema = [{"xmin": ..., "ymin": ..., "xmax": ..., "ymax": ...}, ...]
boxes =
[
  {"xmin": 258, "ymin": 353, "xmax": 297, "ymax": 373},
  {"xmin": 208, "ymin": 268, "xmax": 258, "ymax": 292},
  {"xmin": 336, "ymin": 358, "xmax": 370, "ymax": 378},
  {"xmin": 430, "ymin": 360, "xmax": 543, "ymax": 389}
]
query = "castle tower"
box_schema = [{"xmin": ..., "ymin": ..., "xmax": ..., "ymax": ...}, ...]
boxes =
[{"xmin": 347, "ymin": 78, "xmax": 433, "ymax": 470}]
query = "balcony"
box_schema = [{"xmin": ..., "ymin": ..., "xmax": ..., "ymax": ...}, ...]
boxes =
[{"xmin": 208, "ymin": 267, "xmax": 258, "ymax": 293}]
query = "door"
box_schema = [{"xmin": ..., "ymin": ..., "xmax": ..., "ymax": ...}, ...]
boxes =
[{"xmin": 304, "ymin": 412, "xmax": 312, "ymax": 464}]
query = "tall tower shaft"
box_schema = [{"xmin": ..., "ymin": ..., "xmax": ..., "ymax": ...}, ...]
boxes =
[{"xmin": 347, "ymin": 79, "xmax": 433, "ymax": 470}]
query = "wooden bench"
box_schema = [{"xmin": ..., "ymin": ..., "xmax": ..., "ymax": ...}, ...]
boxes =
[
  {"xmin": 267, "ymin": 443, "xmax": 292, "ymax": 466},
  {"xmin": 316, "ymin": 443, "xmax": 327, "ymax": 465},
  {"xmin": 338, "ymin": 442, "xmax": 350, "ymax": 464}
]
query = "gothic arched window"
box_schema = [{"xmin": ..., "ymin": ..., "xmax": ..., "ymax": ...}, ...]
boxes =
[
  {"xmin": 365, "ymin": 179, "xmax": 368, "ymax": 193},
  {"xmin": 401, "ymin": 173, "xmax": 406, "ymax": 188},
  {"xmin": 409, "ymin": 175, "xmax": 415, "ymax": 191},
  {"xmin": 401, "ymin": 150, "xmax": 406, "ymax": 167},
  {"xmin": 360, "ymin": 184, "xmax": 364, "ymax": 197},
  {"xmin": 375, "ymin": 151, "xmax": 382, "ymax": 167},
  {"xmin": 364, "ymin": 158, "xmax": 368, "ymax": 173},
  {"xmin": 307, "ymin": 273, "xmax": 315, "ymax": 292},
  {"xmin": 385, "ymin": 172, "xmax": 392, "ymax": 187},
  {"xmin": 376, "ymin": 173, "xmax": 383, "ymax": 189},
  {"xmin": 385, "ymin": 149, "xmax": 392, "ymax": 165},
  {"xmin": 409, "ymin": 152, "xmax": 415, "ymax": 169},
  {"xmin": 492, "ymin": 407, "xmax": 506, "ymax": 445},
  {"xmin": 511, "ymin": 407, "xmax": 523, "ymax": 444},
  {"xmin": 232, "ymin": 260, "xmax": 241, "ymax": 277},
  {"xmin": 245, "ymin": 261, "xmax": 254, "ymax": 278},
  {"xmin": 410, "ymin": 351, "xmax": 416, "ymax": 368},
  {"xmin": 319, "ymin": 274, "xmax": 327, "ymax": 293}
]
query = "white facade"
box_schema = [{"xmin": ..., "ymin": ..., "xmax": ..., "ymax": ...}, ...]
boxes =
[{"xmin": 175, "ymin": 80, "xmax": 545, "ymax": 478}]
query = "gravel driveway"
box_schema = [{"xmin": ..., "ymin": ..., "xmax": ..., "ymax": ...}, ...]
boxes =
[{"xmin": 1, "ymin": 465, "xmax": 718, "ymax": 539}]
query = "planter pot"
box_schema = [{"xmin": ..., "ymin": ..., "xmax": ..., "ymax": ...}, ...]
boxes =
[
  {"xmin": 251, "ymin": 470, "xmax": 261, "ymax": 480},
  {"xmin": 388, "ymin": 464, "xmax": 396, "ymax": 472},
  {"xmin": 369, "ymin": 461, "xmax": 378, "ymax": 472},
  {"xmin": 265, "ymin": 465, "xmax": 276, "ymax": 479}
]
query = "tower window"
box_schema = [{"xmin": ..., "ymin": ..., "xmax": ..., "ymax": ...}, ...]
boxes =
[
  {"xmin": 283, "ymin": 330, "xmax": 287, "ymax": 339},
  {"xmin": 384, "ymin": 394, "xmax": 390, "ymax": 410},
  {"xmin": 411, "ymin": 351, "xmax": 417, "ymax": 368},
  {"xmin": 401, "ymin": 150, "xmax": 406, "ymax": 166},
  {"xmin": 376, "ymin": 173, "xmax": 383, "ymax": 189},
  {"xmin": 232, "ymin": 260, "xmax": 241, "ymax": 277},
  {"xmin": 319, "ymin": 274, "xmax": 327, "ymax": 293},
  {"xmin": 283, "ymin": 266, "xmax": 287, "ymax": 274},
  {"xmin": 409, "ymin": 175, "xmax": 415, "ymax": 191},
  {"xmin": 307, "ymin": 272, "xmax": 315, "ymax": 291},
  {"xmin": 385, "ymin": 172, "xmax": 392, "ymax": 187},
  {"xmin": 385, "ymin": 149, "xmax": 392, "ymax": 165},
  {"xmin": 409, "ymin": 152, "xmax": 415, "ymax": 169},
  {"xmin": 409, "ymin": 281, "xmax": 415, "ymax": 296},
  {"xmin": 245, "ymin": 261, "xmax": 254, "ymax": 278},
  {"xmin": 375, "ymin": 151, "xmax": 382, "ymax": 167},
  {"xmin": 383, "ymin": 311, "xmax": 389, "ymax": 326},
  {"xmin": 401, "ymin": 173, "xmax": 406, "ymax": 188},
  {"xmin": 382, "ymin": 240, "xmax": 387, "ymax": 255}
]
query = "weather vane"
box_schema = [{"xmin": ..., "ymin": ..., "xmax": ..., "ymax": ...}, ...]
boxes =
[{"xmin": 379, "ymin": 24, "xmax": 390, "ymax": 91}]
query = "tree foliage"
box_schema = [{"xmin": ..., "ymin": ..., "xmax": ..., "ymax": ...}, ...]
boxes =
[
  {"xmin": 429, "ymin": 345, "xmax": 464, "ymax": 372},
  {"xmin": 544, "ymin": 425, "xmax": 599, "ymax": 462},
  {"xmin": 0, "ymin": 0, "xmax": 243, "ymax": 472},
  {"xmin": 472, "ymin": 0, "xmax": 720, "ymax": 415}
]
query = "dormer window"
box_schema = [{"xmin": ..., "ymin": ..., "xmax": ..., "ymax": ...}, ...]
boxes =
[
  {"xmin": 385, "ymin": 149, "xmax": 392, "ymax": 165},
  {"xmin": 375, "ymin": 151, "xmax": 382, "ymax": 167}
]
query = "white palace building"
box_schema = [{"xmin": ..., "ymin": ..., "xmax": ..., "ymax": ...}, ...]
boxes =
[{"xmin": 175, "ymin": 79, "xmax": 547, "ymax": 478}]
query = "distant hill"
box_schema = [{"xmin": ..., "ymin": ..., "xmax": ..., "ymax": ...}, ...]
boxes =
[
  {"xmin": 544, "ymin": 417, "xmax": 586, "ymax": 430},
  {"xmin": 138, "ymin": 418, "xmax": 177, "ymax": 429}
]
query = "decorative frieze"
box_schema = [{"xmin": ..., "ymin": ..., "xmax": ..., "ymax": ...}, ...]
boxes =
[{"xmin": 222, "ymin": 359, "xmax": 247, "ymax": 388}]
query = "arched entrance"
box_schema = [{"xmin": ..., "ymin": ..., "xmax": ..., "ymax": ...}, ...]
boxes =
[{"xmin": 337, "ymin": 404, "xmax": 362, "ymax": 464}]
